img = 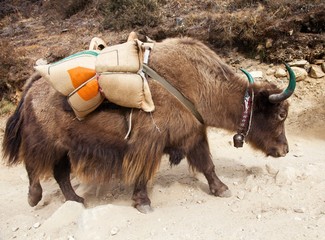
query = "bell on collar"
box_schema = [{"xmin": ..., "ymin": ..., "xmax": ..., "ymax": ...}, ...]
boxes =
[{"xmin": 233, "ymin": 133, "xmax": 245, "ymax": 148}]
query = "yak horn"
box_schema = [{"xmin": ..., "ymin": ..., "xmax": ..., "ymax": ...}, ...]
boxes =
[
  {"xmin": 240, "ymin": 68, "xmax": 254, "ymax": 84},
  {"xmin": 269, "ymin": 63, "xmax": 296, "ymax": 103}
]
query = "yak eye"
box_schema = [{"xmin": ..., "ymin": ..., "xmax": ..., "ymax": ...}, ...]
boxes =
[{"xmin": 278, "ymin": 111, "xmax": 287, "ymax": 121}]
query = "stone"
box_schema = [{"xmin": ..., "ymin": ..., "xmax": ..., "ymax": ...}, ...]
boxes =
[
  {"xmin": 35, "ymin": 58, "xmax": 48, "ymax": 66},
  {"xmin": 266, "ymin": 68, "xmax": 276, "ymax": 76},
  {"xmin": 294, "ymin": 207, "xmax": 306, "ymax": 213},
  {"xmin": 321, "ymin": 62, "xmax": 325, "ymax": 73},
  {"xmin": 250, "ymin": 71, "xmax": 263, "ymax": 79},
  {"xmin": 288, "ymin": 59, "xmax": 309, "ymax": 67},
  {"xmin": 291, "ymin": 67, "xmax": 308, "ymax": 81},
  {"xmin": 275, "ymin": 68, "xmax": 287, "ymax": 78},
  {"xmin": 309, "ymin": 65, "xmax": 325, "ymax": 78},
  {"xmin": 314, "ymin": 59, "xmax": 324, "ymax": 65},
  {"xmin": 110, "ymin": 226, "xmax": 120, "ymax": 236},
  {"xmin": 237, "ymin": 191, "xmax": 245, "ymax": 200},
  {"xmin": 33, "ymin": 222, "xmax": 41, "ymax": 229}
]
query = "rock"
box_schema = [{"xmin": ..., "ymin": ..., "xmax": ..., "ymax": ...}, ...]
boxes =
[
  {"xmin": 237, "ymin": 191, "xmax": 245, "ymax": 200},
  {"xmin": 291, "ymin": 67, "xmax": 308, "ymax": 81},
  {"xmin": 250, "ymin": 71, "xmax": 263, "ymax": 79},
  {"xmin": 266, "ymin": 68, "xmax": 276, "ymax": 76},
  {"xmin": 321, "ymin": 62, "xmax": 325, "ymax": 73},
  {"xmin": 110, "ymin": 226, "xmax": 120, "ymax": 236},
  {"xmin": 35, "ymin": 58, "xmax": 48, "ymax": 66},
  {"xmin": 314, "ymin": 59, "xmax": 324, "ymax": 65},
  {"xmin": 33, "ymin": 222, "xmax": 41, "ymax": 229},
  {"xmin": 304, "ymin": 64, "xmax": 312, "ymax": 73},
  {"xmin": 288, "ymin": 60, "xmax": 309, "ymax": 67},
  {"xmin": 294, "ymin": 207, "xmax": 306, "ymax": 213},
  {"xmin": 309, "ymin": 65, "xmax": 325, "ymax": 78},
  {"xmin": 275, "ymin": 68, "xmax": 287, "ymax": 78}
]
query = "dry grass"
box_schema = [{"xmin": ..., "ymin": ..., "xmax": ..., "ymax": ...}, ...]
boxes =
[
  {"xmin": 100, "ymin": 0, "xmax": 161, "ymax": 30},
  {"xmin": 0, "ymin": 0, "xmax": 323, "ymax": 102},
  {"xmin": 0, "ymin": 99, "xmax": 16, "ymax": 116}
]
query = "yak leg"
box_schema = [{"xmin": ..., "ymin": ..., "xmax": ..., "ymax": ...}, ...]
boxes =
[
  {"xmin": 53, "ymin": 156, "xmax": 84, "ymax": 203},
  {"xmin": 132, "ymin": 180, "xmax": 153, "ymax": 213},
  {"xmin": 187, "ymin": 137, "xmax": 232, "ymax": 198},
  {"xmin": 26, "ymin": 164, "xmax": 43, "ymax": 207}
]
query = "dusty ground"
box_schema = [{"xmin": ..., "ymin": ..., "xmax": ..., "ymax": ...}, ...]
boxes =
[{"xmin": 0, "ymin": 64, "xmax": 325, "ymax": 239}]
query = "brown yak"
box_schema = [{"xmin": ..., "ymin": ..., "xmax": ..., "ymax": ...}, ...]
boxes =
[{"xmin": 2, "ymin": 37, "xmax": 296, "ymax": 213}]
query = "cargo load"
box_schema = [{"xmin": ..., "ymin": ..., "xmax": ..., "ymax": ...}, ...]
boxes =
[{"xmin": 34, "ymin": 37, "xmax": 155, "ymax": 120}]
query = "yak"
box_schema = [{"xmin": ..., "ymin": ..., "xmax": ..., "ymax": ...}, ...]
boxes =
[{"xmin": 2, "ymin": 37, "xmax": 296, "ymax": 213}]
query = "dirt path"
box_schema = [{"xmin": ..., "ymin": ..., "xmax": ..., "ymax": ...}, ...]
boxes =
[{"xmin": 1, "ymin": 112, "xmax": 325, "ymax": 240}]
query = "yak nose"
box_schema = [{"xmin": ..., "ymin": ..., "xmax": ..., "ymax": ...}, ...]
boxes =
[{"xmin": 268, "ymin": 144, "xmax": 289, "ymax": 157}]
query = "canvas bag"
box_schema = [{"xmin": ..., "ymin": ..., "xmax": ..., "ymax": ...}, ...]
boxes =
[
  {"xmin": 96, "ymin": 39, "xmax": 155, "ymax": 112},
  {"xmin": 95, "ymin": 40, "xmax": 140, "ymax": 73},
  {"xmin": 34, "ymin": 50, "xmax": 99, "ymax": 96},
  {"xmin": 67, "ymin": 77, "xmax": 104, "ymax": 120},
  {"xmin": 98, "ymin": 72, "xmax": 154, "ymax": 112}
]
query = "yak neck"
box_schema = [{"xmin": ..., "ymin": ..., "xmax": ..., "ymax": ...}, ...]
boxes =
[
  {"xmin": 196, "ymin": 63, "xmax": 250, "ymax": 132},
  {"xmin": 148, "ymin": 37, "xmax": 249, "ymax": 130}
]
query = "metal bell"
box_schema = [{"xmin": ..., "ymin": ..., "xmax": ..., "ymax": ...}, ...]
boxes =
[{"xmin": 233, "ymin": 133, "xmax": 245, "ymax": 148}]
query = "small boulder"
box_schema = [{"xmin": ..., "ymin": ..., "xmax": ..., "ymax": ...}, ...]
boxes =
[
  {"xmin": 275, "ymin": 68, "xmax": 287, "ymax": 78},
  {"xmin": 291, "ymin": 67, "xmax": 308, "ymax": 81},
  {"xmin": 321, "ymin": 62, "xmax": 325, "ymax": 73},
  {"xmin": 288, "ymin": 59, "xmax": 309, "ymax": 67},
  {"xmin": 250, "ymin": 71, "xmax": 263, "ymax": 79},
  {"xmin": 266, "ymin": 68, "xmax": 276, "ymax": 76},
  {"xmin": 309, "ymin": 65, "xmax": 325, "ymax": 78}
]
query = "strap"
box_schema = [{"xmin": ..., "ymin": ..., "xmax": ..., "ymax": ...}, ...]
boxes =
[{"xmin": 142, "ymin": 64, "xmax": 204, "ymax": 124}]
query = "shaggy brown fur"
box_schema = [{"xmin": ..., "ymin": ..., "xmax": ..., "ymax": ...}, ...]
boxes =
[{"xmin": 2, "ymin": 37, "xmax": 291, "ymax": 211}]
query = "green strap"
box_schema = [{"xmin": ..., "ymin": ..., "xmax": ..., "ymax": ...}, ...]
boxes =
[{"xmin": 142, "ymin": 64, "xmax": 204, "ymax": 124}]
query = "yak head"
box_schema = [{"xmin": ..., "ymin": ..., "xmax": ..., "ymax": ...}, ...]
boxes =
[{"xmin": 243, "ymin": 64, "xmax": 296, "ymax": 157}]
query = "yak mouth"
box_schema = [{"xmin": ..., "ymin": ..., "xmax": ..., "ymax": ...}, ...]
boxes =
[{"xmin": 266, "ymin": 146, "xmax": 289, "ymax": 157}]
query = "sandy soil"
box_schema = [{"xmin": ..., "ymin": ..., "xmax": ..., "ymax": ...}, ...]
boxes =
[{"xmin": 0, "ymin": 70, "xmax": 324, "ymax": 240}]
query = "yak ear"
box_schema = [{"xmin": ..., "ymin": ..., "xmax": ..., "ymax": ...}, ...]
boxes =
[{"xmin": 254, "ymin": 88, "xmax": 277, "ymax": 112}]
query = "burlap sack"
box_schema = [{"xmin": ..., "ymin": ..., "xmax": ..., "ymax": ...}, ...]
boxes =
[
  {"xmin": 95, "ymin": 41, "xmax": 140, "ymax": 73},
  {"xmin": 67, "ymin": 77, "xmax": 104, "ymax": 120},
  {"xmin": 98, "ymin": 73, "xmax": 155, "ymax": 112},
  {"xmin": 34, "ymin": 50, "xmax": 99, "ymax": 95}
]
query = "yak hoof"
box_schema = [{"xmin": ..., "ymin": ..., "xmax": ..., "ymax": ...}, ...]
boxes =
[
  {"xmin": 211, "ymin": 187, "xmax": 232, "ymax": 198},
  {"xmin": 218, "ymin": 189, "xmax": 232, "ymax": 198},
  {"xmin": 136, "ymin": 204, "xmax": 153, "ymax": 214},
  {"xmin": 67, "ymin": 195, "xmax": 85, "ymax": 204},
  {"xmin": 28, "ymin": 188, "xmax": 42, "ymax": 207}
]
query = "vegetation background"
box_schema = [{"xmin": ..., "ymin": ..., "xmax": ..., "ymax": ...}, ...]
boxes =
[{"xmin": 0, "ymin": 0, "xmax": 324, "ymax": 108}]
